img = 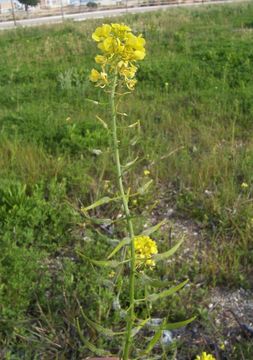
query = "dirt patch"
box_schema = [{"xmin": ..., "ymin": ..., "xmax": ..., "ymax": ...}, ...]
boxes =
[{"xmin": 147, "ymin": 200, "xmax": 253, "ymax": 358}]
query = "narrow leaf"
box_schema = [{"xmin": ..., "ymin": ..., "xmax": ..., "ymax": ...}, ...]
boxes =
[
  {"xmin": 75, "ymin": 318, "xmax": 110, "ymax": 356},
  {"xmin": 140, "ymin": 273, "xmax": 171, "ymax": 288},
  {"xmin": 162, "ymin": 316, "xmax": 196, "ymax": 330},
  {"xmin": 79, "ymin": 306, "xmax": 123, "ymax": 337},
  {"xmin": 146, "ymin": 279, "xmax": 189, "ymax": 302},
  {"xmin": 77, "ymin": 251, "xmax": 128, "ymax": 268},
  {"xmin": 85, "ymin": 98, "xmax": 99, "ymax": 105},
  {"xmin": 96, "ymin": 115, "xmax": 108, "ymax": 129},
  {"xmin": 142, "ymin": 219, "xmax": 167, "ymax": 236},
  {"xmin": 153, "ymin": 237, "xmax": 184, "ymax": 262},
  {"xmin": 143, "ymin": 325, "xmax": 163, "ymax": 355},
  {"xmin": 130, "ymin": 136, "xmax": 139, "ymax": 146},
  {"xmin": 131, "ymin": 317, "xmax": 150, "ymax": 338},
  {"xmin": 88, "ymin": 258, "xmax": 121, "ymax": 268},
  {"xmin": 122, "ymin": 156, "xmax": 139, "ymax": 169},
  {"xmin": 82, "ymin": 196, "xmax": 119, "ymax": 212},
  {"xmin": 128, "ymin": 121, "xmax": 139, "ymax": 128},
  {"xmin": 83, "ymin": 338, "xmax": 111, "ymax": 356},
  {"xmin": 107, "ymin": 237, "xmax": 130, "ymax": 259},
  {"xmin": 81, "ymin": 215, "xmax": 113, "ymax": 226},
  {"xmin": 117, "ymin": 111, "xmax": 128, "ymax": 117},
  {"xmin": 138, "ymin": 179, "xmax": 153, "ymax": 195}
]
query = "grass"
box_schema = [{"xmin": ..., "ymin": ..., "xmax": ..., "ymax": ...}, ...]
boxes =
[{"xmin": 0, "ymin": 2, "xmax": 253, "ymax": 358}]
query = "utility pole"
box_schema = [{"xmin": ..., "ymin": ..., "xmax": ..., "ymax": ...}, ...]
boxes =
[
  {"xmin": 60, "ymin": 0, "xmax": 64, "ymax": 21},
  {"xmin": 11, "ymin": 0, "xmax": 17, "ymax": 26}
]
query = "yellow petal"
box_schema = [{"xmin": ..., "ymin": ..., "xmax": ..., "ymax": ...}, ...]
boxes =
[
  {"xmin": 112, "ymin": 23, "xmax": 131, "ymax": 32},
  {"xmin": 89, "ymin": 69, "xmax": 100, "ymax": 82},
  {"xmin": 95, "ymin": 55, "xmax": 107, "ymax": 64},
  {"xmin": 133, "ymin": 50, "xmax": 145, "ymax": 60},
  {"xmin": 92, "ymin": 24, "xmax": 111, "ymax": 42},
  {"xmin": 102, "ymin": 37, "xmax": 113, "ymax": 52}
]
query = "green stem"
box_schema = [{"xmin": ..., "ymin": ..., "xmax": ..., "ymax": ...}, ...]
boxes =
[{"xmin": 110, "ymin": 74, "xmax": 135, "ymax": 360}]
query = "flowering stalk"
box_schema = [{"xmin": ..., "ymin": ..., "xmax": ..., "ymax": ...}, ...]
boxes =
[
  {"xmin": 110, "ymin": 72, "xmax": 136, "ymax": 359},
  {"xmin": 90, "ymin": 23, "xmax": 146, "ymax": 359}
]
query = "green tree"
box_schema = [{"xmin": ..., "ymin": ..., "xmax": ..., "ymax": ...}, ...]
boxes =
[{"xmin": 19, "ymin": 0, "xmax": 39, "ymax": 12}]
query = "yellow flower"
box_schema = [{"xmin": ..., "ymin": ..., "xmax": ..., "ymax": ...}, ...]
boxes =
[
  {"xmin": 92, "ymin": 24, "xmax": 112, "ymax": 42},
  {"xmin": 144, "ymin": 169, "xmax": 150, "ymax": 176},
  {"xmin": 119, "ymin": 64, "xmax": 137, "ymax": 79},
  {"xmin": 195, "ymin": 352, "xmax": 216, "ymax": 360},
  {"xmin": 90, "ymin": 23, "xmax": 146, "ymax": 89},
  {"xmin": 89, "ymin": 69, "xmax": 108, "ymax": 87},
  {"xmin": 109, "ymin": 271, "xmax": 115, "ymax": 278},
  {"xmin": 134, "ymin": 235, "xmax": 158, "ymax": 268},
  {"xmin": 241, "ymin": 182, "xmax": 249, "ymax": 189},
  {"xmin": 126, "ymin": 79, "xmax": 137, "ymax": 90},
  {"xmin": 111, "ymin": 23, "xmax": 131, "ymax": 32},
  {"xmin": 125, "ymin": 33, "xmax": 146, "ymax": 50},
  {"xmin": 89, "ymin": 68, "xmax": 100, "ymax": 82},
  {"xmin": 133, "ymin": 50, "xmax": 145, "ymax": 60},
  {"xmin": 100, "ymin": 72, "xmax": 108, "ymax": 83},
  {"xmin": 95, "ymin": 55, "xmax": 107, "ymax": 65},
  {"xmin": 220, "ymin": 343, "xmax": 225, "ymax": 350}
]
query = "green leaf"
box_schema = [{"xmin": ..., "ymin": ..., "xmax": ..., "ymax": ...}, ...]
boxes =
[
  {"xmin": 162, "ymin": 316, "xmax": 196, "ymax": 330},
  {"xmin": 140, "ymin": 273, "xmax": 171, "ymax": 288},
  {"xmin": 128, "ymin": 120, "xmax": 140, "ymax": 128},
  {"xmin": 107, "ymin": 237, "xmax": 130, "ymax": 259},
  {"xmin": 130, "ymin": 135, "xmax": 139, "ymax": 146},
  {"xmin": 81, "ymin": 212, "xmax": 113, "ymax": 225},
  {"xmin": 96, "ymin": 114, "xmax": 108, "ymax": 129},
  {"xmin": 82, "ymin": 195, "xmax": 120, "ymax": 212},
  {"xmin": 85, "ymin": 98, "xmax": 100, "ymax": 105},
  {"xmin": 131, "ymin": 317, "xmax": 150, "ymax": 338},
  {"xmin": 153, "ymin": 237, "xmax": 184, "ymax": 262},
  {"xmin": 142, "ymin": 323, "xmax": 164, "ymax": 355},
  {"xmin": 75, "ymin": 318, "xmax": 110, "ymax": 356},
  {"xmin": 77, "ymin": 251, "xmax": 128, "ymax": 268},
  {"xmin": 79, "ymin": 306, "xmax": 123, "ymax": 337},
  {"xmin": 83, "ymin": 338, "xmax": 111, "ymax": 356},
  {"xmin": 142, "ymin": 219, "xmax": 167, "ymax": 236},
  {"xmin": 137, "ymin": 179, "xmax": 153, "ymax": 195},
  {"xmin": 122, "ymin": 156, "xmax": 139, "ymax": 169},
  {"xmin": 145, "ymin": 279, "xmax": 189, "ymax": 302}
]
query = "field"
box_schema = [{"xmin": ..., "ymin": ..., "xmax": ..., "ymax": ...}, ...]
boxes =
[{"xmin": 0, "ymin": 2, "xmax": 253, "ymax": 359}]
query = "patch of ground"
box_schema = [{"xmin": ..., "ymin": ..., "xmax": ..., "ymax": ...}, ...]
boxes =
[{"xmin": 147, "ymin": 199, "xmax": 253, "ymax": 359}]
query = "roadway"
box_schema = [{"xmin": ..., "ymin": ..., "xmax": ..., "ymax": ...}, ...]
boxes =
[{"xmin": 0, "ymin": 0, "xmax": 239, "ymax": 30}]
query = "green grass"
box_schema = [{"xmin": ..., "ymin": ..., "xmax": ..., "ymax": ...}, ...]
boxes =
[{"xmin": 0, "ymin": 2, "xmax": 253, "ymax": 358}]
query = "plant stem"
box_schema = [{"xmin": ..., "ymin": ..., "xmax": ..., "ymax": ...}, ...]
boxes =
[{"xmin": 110, "ymin": 74, "xmax": 136, "ymax": 360}]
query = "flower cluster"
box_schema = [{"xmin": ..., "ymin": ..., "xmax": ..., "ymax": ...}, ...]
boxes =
[
  {"xmin": 90, "ymin": 23, "xmax": 146, "ymax": 89},
  {"xmin": 241, "ymin": 182, "xmax": 249, "ymax": 189},
  {"xmin": 195, "ymin": 352, "xmax": 216, "ymax": 360},
  {"xmin": 134, "ymin": 235, "xmax": 158, "ymax": 268}
]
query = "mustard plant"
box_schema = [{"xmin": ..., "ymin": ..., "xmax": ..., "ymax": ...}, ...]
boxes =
[{"xmin": 87, "ymin": 23, "xmax": 194, "ymax": 359}]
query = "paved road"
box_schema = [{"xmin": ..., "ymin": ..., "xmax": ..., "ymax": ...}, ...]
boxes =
[{"xmin": 0, "ymin": 0, "xmax": 238, "ymax": 30}]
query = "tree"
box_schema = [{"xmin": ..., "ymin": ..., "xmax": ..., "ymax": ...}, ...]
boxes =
[
  {"xmin": 18, "ymin": 0, "xmax": 39, "ymax": 12},
  {"xmin": 87, "ymin": 1, "xmax": 97, "ymax": 9}
]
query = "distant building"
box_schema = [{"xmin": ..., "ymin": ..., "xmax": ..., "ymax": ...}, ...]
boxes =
[
  {"xmin": 0, "ymin": 0, "xmax": 13, "ymax": 13},
  {"xmin": 0, "ymin": 0, "xmax": 125, "ymax": 13},
  {"xmin": 0, "ymin": 0, "xmax": 40, "ymax": 13},
  {"xmin": 40, "ymin": 0, "xmax": 70, "ymax": 7},
  {"xmin": 0, "ymin": 0, "xmax": 25, "ymax": 13}
]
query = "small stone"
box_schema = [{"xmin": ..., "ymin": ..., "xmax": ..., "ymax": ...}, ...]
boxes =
[
  {"xmin": 147, "ymin": 318, "xmax": 162, "ymax": 327},
  {"xmin": 161, "ymin": 330, "xmax": 173, "ymax": 346}
]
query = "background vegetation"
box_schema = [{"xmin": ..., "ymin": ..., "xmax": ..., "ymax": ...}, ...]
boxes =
[{"xmin": 0, "ymin": 2, "xmax": 252, "ymax": 358}]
